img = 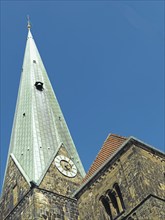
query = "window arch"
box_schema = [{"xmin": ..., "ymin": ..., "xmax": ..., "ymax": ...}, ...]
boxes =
[
  {"xmin": 107, "ymin": 190, "xmax": 119, "ymax": 217},
  {"xmin": 113, "ymin": 183, "xmax": 125, "ymax": 212},
  {"xmin": 100, "ymin": 195, "xmax": 112, "ymax": 219},
  {"xmin": 99, "ymin": 183, "xmax": 125, "ymax": 220}
]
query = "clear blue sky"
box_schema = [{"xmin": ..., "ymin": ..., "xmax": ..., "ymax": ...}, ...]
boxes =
[{"xmin": 0, "ymin": 1, "xmax": 164, "ymax": 193}]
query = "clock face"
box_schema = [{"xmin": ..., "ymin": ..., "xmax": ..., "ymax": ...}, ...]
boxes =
[{"xmin": 55, "ymin": 155, "xmax": 77, "ymax": 178}]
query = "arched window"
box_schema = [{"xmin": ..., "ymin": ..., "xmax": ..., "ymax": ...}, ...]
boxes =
[
  {"xmin": 34, "ymin": 81, "xmax": 44, "ymax": 91},
  {"xmin": 108, "ymin": 190, "xmax": 120, "ymax": 217},
  {"xmin": 99, "ymin": 184, "xmax": 125, "ymax": 219},
  {"xmin": 100, "ymin": 196, "xmax": 112, "ymax": 219},
  {"xmin": 113, "ymin": 183, "xmax": 125, "ymax": 212}
]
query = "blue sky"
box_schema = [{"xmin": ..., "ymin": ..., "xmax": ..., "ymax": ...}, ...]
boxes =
[{"xmin": 0, "ymin": 1, "xmax": 164, "ymax": 193}]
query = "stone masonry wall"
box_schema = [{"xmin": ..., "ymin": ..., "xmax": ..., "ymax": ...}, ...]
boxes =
[
  {"xmin": 40, "ymin": 146, "xmax": 83, "ymax": 197},
  {"xmin": 4, "ymin": 189, "xmax": 34, "ymax": 220},
  {"xmin": 135, "ymin": 145, "xmax": 165, "ymax": 200},
  {"xmin": 4, "ymin": 188, "xmax": 79, "ymax": 220},
  {"xmin": 0, "ymin": 146, "xmax": 82, "ymax": 220},
  {"xmin": 0, "ymin": 157, "xmax": 30, "ymax": 219},
  {"xmin": 77, "ymin": 144, "xmax": 165, "ymax": 220},
  {"xmin": 33, "ymin": 188, "xmax": 79, "ymax": 220},
  {"xmin": 125, "ymin": 196, "xmax": 165, "ymax": 220},
  {"xmin": 1, "ymin": 143, "xmax": 164, "ymax": 220}
]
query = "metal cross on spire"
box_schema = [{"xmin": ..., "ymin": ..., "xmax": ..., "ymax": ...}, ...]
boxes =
[{"xmin": 27, "ymin": 15, "xmax": 31, "ymax": 30}]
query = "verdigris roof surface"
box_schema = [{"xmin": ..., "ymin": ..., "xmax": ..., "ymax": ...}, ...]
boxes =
[{"xmin": 7, "ymin": 28, "xmax": 85, "ymax": 185}]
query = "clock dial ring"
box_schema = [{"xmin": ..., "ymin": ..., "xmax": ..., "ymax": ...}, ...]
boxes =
[{"xmin": 55, "ymin": 155, "xmax": 77, "ymax": 177}]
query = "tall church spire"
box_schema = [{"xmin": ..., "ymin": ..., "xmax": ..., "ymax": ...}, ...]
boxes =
[{"xmin": 5, "ymin": 23, "xmax": 85, "ymax": 186}]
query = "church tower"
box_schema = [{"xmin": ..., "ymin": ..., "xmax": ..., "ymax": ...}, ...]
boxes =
[{"xmin": 0, "ymin": 21, "xmax": 85, "ymax": 220}]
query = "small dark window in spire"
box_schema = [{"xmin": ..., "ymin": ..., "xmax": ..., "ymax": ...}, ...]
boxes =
[
  {"xmin": 33, "ymin": 60, "xmax": 36, "ymax": 63},
  {"xmin": 23, "ymin": 113, "xmax": 25, "ymax": 117},
  {"xmin": 35, "ymin": 82, "xmax": 44, "ymax": 91}
]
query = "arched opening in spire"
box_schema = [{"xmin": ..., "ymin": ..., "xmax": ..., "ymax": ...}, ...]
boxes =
[{"xmin": 34, "ymin": 82, "xmax": 44, "ymax": 91}]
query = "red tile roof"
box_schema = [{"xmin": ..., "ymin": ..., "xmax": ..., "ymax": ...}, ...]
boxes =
[{"xmin": 83, "ymin": 134, "xmax": 127, "ymax": 182}]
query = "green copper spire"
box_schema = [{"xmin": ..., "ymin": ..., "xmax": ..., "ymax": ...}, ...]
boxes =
[{"xmin": 6, "ymin": 23, "xmax": 85, "ymax": 185}]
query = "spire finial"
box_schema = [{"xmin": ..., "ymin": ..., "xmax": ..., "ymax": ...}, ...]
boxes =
[{"xmin": 27, "ymin": 15, "xmax": 31, "ymax": 30}]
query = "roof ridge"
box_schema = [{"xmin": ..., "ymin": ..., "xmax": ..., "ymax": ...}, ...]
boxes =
[
  {"xmin": 108, "ymin": 133, "xmax": 127, "ymax": 139},
  {"xmin": 103, "ymin": 133, "xmax": 127, "ymax": 144},
  {"xmin": 100, "ymin": 133, "xmax": 126, "ymax": 153},
  {"xmin": 83, "ymin": 134, "xmax": 127, "ymax": 182}
]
